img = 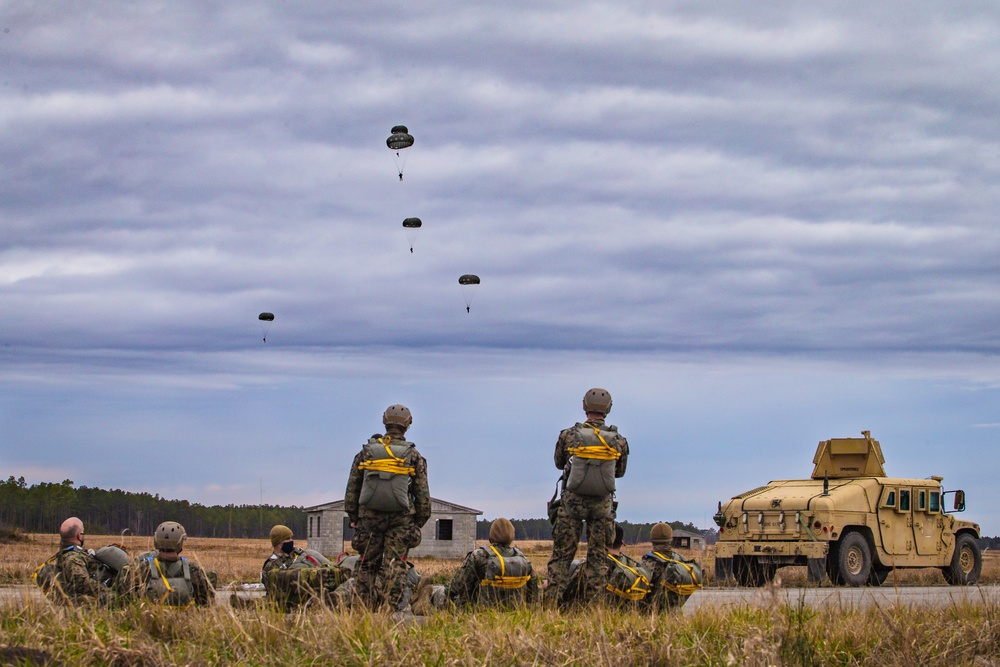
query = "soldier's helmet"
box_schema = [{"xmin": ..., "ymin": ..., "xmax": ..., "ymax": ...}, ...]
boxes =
[
  {"xmin": 154, "ymin": 521, "xmax": 187, "ymax": 552},
  {"xmin": 582, "ymin": 388, "xmax": 612, "ymax": 415},
  {"xmin": 383, "ymin": 404, "xmax": 413, "ymax": 429}
]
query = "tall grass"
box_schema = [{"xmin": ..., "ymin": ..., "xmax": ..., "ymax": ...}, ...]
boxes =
[
  {"xmin": 2, "ymin": 589, "xmax": 1000, "ymax": 665},
  {"xmin": 4, "ymin": 535, "xmax": 999, "ymax": 665}
]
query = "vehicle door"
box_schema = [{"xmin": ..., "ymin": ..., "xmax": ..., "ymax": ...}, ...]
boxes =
[
  {"xmin": 877, "ymin": 485, "xmax": 913, "ymax": 555},
  {"xmin": 912, "ymin": 486, "xmax": 943, "ymax": 557}
]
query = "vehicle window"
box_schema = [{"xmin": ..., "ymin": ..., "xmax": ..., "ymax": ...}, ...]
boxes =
[
  {"xmin": 882, "ymin": 489, "xmax": 896, "ymax": 508},
  {"xmin": 918, "ymin": 490, "xmax": 926, "ymax": 511},
  {"xmin": 899, "ymin": 489, "xmax": 910, "ymax": 512},
  {"xmin": 930, "ymin": 492, "xmax": 940, "ymax": 513}
]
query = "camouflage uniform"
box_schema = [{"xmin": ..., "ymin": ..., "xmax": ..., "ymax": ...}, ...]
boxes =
[
  {"xmin": 562, "ymin": 551, "xmax": 650, "ymax": 607},
  {"xmin": 344, "ymin": 425, "xmax": 430, "ymax": 609},
  {"xmin": 122, "ymin": 553, "xmax": 214, "ymax": 607},
  {"xmin": 449, "ymin": 543, "xmax": 539, "ymax": 608},
  {"xmin": 546, "ymin": 416, "xmax": 629, "ymax": 604},
  {"xmin": 50, "ymin": 545, "xmax": 114, "ymax": 606}
]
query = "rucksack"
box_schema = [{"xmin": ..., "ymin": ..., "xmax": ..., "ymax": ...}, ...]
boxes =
[
  {"xmin": 479, "ymin": 545, "xmax": 532, "ymax": 605},
  {"xmin": 357, "ymin": 436, "xmax": 416, "ymax": 512},
  {"xmin": 565, "ymin": 423, "xmax": 621, "ymax": 497},
  {"xmin": 605, "ymin": 553, "xmax": 653, "ymax": 601}
]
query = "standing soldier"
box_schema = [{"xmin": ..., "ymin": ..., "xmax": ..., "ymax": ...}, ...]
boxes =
[
  {"xmin": 545, "ymin": 388, "xmax": 629, "ymax": 606},
  {"xmin": 344, "ymin": 404, "xmax": 430, "ymax": 610}
]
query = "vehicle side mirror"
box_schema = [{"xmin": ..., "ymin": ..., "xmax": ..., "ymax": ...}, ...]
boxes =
[{"xmin": 953, "ymin": 490, "xmax": 965, "ymax": 512}]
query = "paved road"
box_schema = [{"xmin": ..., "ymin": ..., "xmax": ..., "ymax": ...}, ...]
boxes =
[
  {"xmin": 4, "ymin": 584, "xmax": 998, "ymax": 612},
  {"xmin": 682, "ymin": 584, "xmax": 1000, "ymax": 613}
]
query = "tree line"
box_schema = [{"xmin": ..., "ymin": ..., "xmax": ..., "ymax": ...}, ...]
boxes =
[
  {"xmin": 0, "ymin": 476, "xmax": 305, "ymax": 539},
  {"xmin": 475, "ymin": 518, "xmax": 716, "ymax": 543}
]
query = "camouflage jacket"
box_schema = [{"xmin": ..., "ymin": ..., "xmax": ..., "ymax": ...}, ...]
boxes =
[
  {"xmin": 554, "ymin": 418, "xmax": 629, "ymax": 480},
  {"xmin": 52, "ymin": 545, "xmax": 112, "ymax": 605},
  {"xmin": 344, "ymin": 429, "xmax": 430, "ymax": 526}
]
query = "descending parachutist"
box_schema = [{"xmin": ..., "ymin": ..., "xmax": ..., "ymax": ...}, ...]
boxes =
[
  {"xmin": 398, "ymin": 172, "xmax": 403, "ymax": 181},
  {"xmin": 410, "ymin": 247, "xmax": 413, "ymax": 253},
  {"xmin": 466, "ymin": 306, "xmax": 470, "ymax": 314}
]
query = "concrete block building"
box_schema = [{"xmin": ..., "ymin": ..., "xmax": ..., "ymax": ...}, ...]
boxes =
[{"xmin": 303, "ymin": 497, "xmax": 482, "ymax": 559}]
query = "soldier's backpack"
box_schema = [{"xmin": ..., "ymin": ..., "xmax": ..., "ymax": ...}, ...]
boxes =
[
  {"xmin": 645, "ymin": 551, "xmax": 704, "ymax": 606},
  {"xmin": 32, "ymin": 554, "xmax": 59, "ymax": 592},
  {"xmin": 479, "ymin": 545, "xmax": 532, "ymax": 606},
  {"xmin": 144, "ymin": 555, "xmax": 196, "ymax": 608},
  {"xmin": 605, "ymin": 553, "xmax": 653, "ymax": 602},
  {"xmin": 357, "ymin": 436, "xmax": 416, "ymax": 512},
  {"xmin": 93, "ymin": 545, "xmax": 129, "ymax": 587},
  {"xmin": 565, "ymin": 423, "xmax": 621, "ymax": 497}
]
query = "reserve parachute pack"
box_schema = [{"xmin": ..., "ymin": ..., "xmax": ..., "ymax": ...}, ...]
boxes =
[
  {"xmin": 357, "ymin": 436, "xmax": 416, "ymax": 512},
  {"xmin": 646, "ymin": 551, "xmax": 704, "ymax": 598},
  {"xmin": 605, "ymin": 552, "xmax": 653, "ymax": 601},
  {"xmin": 289, "ymin": 548, "xmax": 332, "ymax": 569},
  {"xmin": 144, "ymin": 555, "xmax": 196, "ymax": 608},
  {"xmin": 565, "ymin": 422, "xmax": 621, "ymax": 497},
  {"xmin": 479, "ymin": 544, "xmax": 531, "ymax": 605}
]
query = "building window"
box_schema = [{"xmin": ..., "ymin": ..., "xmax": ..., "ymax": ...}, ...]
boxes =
[
  {"xmin": 316, "ymin": 516, "xmax": 321, "ymax": 538},
  {"xmin": 436, "ymin": 518, "xmax": 453, "ymax": 541},
  {"xmin": 308, "ymin": 516, "xmax": 313, "ymax": 538}
]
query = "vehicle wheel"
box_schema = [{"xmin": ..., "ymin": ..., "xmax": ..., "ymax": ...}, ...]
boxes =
[
  {"xmin": 837, "ymin": 532, "xmax": 871, "ymax": 587},
  {"xmin": 869, "ymin": 565, "xmax": 890, "ymax": 587},
  {"xmin": 733, "ymin": 556, "xmax": 764, "ymax": 587},
  {"xmin": 943, "ymin": 534, "xmax": 982, "ymax": 585}
]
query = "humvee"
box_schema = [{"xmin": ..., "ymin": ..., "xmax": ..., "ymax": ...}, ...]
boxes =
[{"xmin": 713, "ymin": 431, "xmax": 982, "ymax": 586}]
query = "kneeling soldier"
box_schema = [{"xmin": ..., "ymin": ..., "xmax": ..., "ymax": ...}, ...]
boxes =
[
  {"xmin": 449, "ymin": 518, "xmax": 538, "ymax": 608},
  {"xmin": 122, "ymin": 521, "xmax": 214, "ymax": 608},
  {"xmin": 641, "ymin": 522, "xmax": 704, "ymax": 611}
]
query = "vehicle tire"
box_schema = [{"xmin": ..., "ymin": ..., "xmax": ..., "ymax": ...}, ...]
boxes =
[
  {"xmin": 837, "ymin": 532, "xmax": 872, "ymax": 587},
  {"xmin": 943, "ymin": 533, "xmax": 982, "ymax": 585},
  {"xmin": 733, "ymin": 556, "xmax": 763, "ymax": 587},
  {"xmin": 869, "ymin": 565, "xmax": 890, "ymax": 587}
]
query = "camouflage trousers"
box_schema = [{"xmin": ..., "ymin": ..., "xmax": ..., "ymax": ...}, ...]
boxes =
[
  {"xmin": 350, "ymin": 512, "xmax": 421, "ymax": 609},
  {"xmin": 546, "ymin": 492, "xmax": 614, "ymax": 605}
]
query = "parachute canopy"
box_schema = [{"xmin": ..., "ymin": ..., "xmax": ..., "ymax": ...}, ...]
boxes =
[
  {"xmin": 402, "ymin": 217, "xmax": 422, "ymax": 253},
  {"xmin": 258, "ymin": 312, "xmax": 274, "ymax": 322},
  {"xmin": 387, "ymin": 125, "xmax": 414, "ymax": 180},
  {"xmin": 402, "ymin": 217, "xmax": 422, "ymax": 229},
  {"xmin": 386, "ymin": 126, "xmax": 414, "ymax": 150},
  {"xmin": 258, "ymin": 312, "xmax": 274, "ymax": 343},
  {"xmin": 458, "ymin": 275, "xmax": 480, "ymax": 313}
]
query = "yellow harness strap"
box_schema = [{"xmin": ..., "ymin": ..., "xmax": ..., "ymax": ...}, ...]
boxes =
[
  {"xmin": 653, "ymin": 552, "xmax": 702, "ymax": 596},
  {"xmin": 357, "ymin": 436, "xmax": 416, "ymax": 476},
  {"xmin": 568, "ymin": 424, "xmax": 621, "ymax": 461},
  {"xmin": 480, "ymin": 545, "xmax": 531, "ymax": 589},
  {"xmin": 605, "ymin": 554, "xmax": 652, "ymax": 600},
  {"xmin": 153, "ymin": 557, "xmax": 194, "ymax": 610},
  {"xmin": 31, "ymin": 553, "xmax": 58, "ymax": 584}
]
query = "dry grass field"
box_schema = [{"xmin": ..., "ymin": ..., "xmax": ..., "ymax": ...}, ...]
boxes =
[{"xmin": 2, "ymin": 535, "xmax": 1000, "ymax": 665}]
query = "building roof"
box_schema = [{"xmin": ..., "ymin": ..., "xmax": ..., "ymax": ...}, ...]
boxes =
[
  {"xmin": 672, "ymin": 529, "xmax": 704, "ymax": 539},
  {"xmin": 304, "ymin": 497, "xmax": 483, "ymax": 515}
]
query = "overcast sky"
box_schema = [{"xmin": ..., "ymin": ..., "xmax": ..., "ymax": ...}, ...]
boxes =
[{"xmin": 2, "ymin": 2, "xmax": 999, "ymax": 534}]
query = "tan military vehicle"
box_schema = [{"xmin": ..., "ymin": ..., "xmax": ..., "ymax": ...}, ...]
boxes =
[{"xmin": 713, "ymin": 431, "xmax": 982, "ymax": 586}]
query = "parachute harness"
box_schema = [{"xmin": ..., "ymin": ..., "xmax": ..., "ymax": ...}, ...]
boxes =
[
  {"xmin": 357, "ymin": 436, "xmax": 416, "ymax": 476},
  {"xmin": 31, "ymin": 552, "xmax": 59, "ymax": 585},
  {"xmin": 606, "ymin": 554, "xmax": 653, "ymax": 600},
  {"xmin": 152, "ymin": 557, "xmax": 194, "ymax": 610},
  {"xmin": 568, "ymin": 424, "xmax": 621, "ymax": 461},
  {"xmin": 652, "ymin": 552, "xmax": 703, "ymax": 596},
  {"xmin": 480, "ymin": 545, "xmax": 531, "ymax": 589}
]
